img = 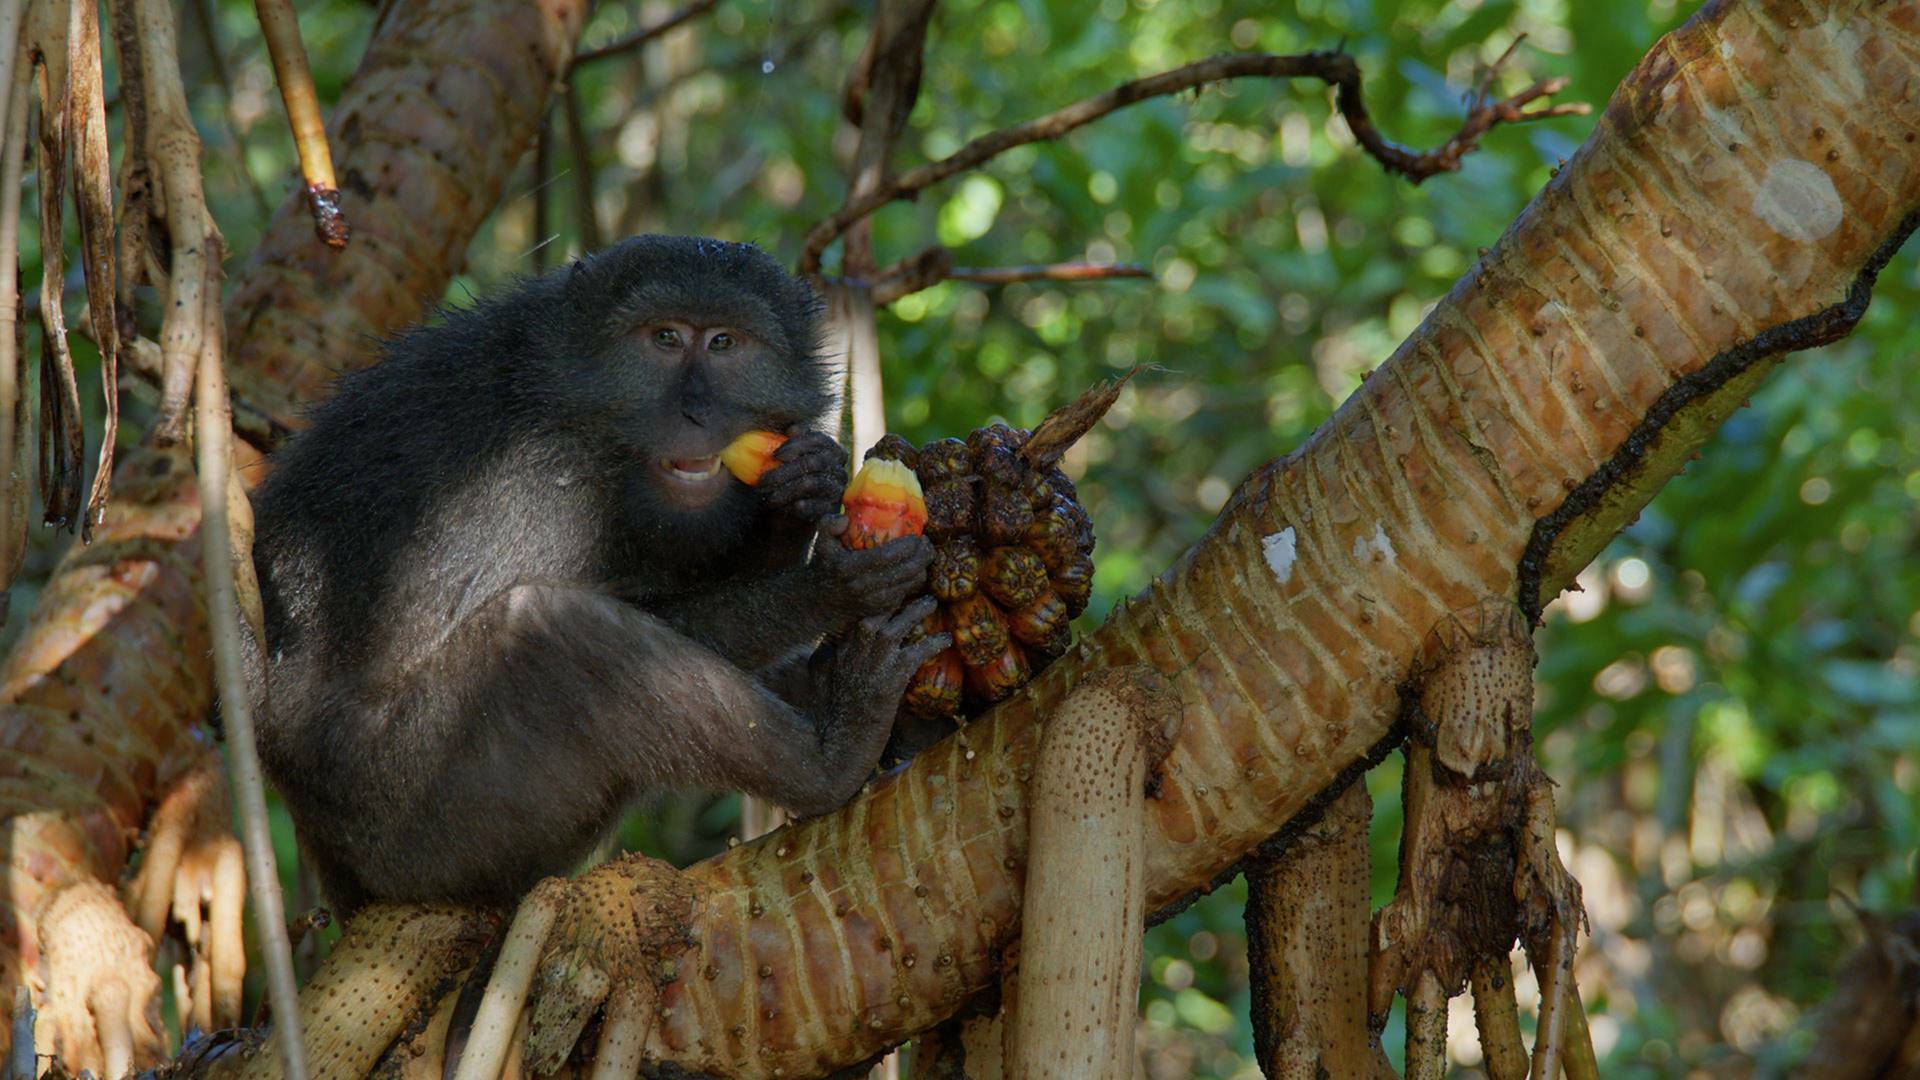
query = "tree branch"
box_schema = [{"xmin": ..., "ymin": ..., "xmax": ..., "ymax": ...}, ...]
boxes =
[
  {"xmin": 570, "ymin": 0, "xmax": 717, "ymax": 67},
  {"xmin": 252, "ymin": 0, "xmax": 348, "ymax": 247},
  {"xmin": 798, "ymin": 47, "xmax": 1585, "ymax": 274},
  {"xmin": 866, "ymin": 243, "xmax": 1150, "ymax": 305}
]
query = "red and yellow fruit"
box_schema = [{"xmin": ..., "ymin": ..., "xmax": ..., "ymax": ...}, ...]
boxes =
[{"xmin": 841, "ymin": 457, "xmax": 928, "ymax": 550}]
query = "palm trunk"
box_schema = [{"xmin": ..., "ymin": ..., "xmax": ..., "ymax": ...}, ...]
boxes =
[{"xmin": 0, "ymin": 0, "xmax": 587, "ymax": 1049}]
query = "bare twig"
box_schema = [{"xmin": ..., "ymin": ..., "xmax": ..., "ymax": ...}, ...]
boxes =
[
  {"xmin": 188, "ymin": 0, "xmax": 272, "ymax": 216},
  {"xmin": 110, "ymin": 0, "xmax": 155, "ymax": 347},
  {"xmin": 252, "ymin": 0, "xmax": 347, "ymax": 248},
  {"xmin": 28, "ymin": 0, "xmax": 83, "ymax": 533},
  {"xmin": 531, "ymin": 110, "xmax": 552, "ymax": 269},
  {"xmin": 71, "ymin": 0, "xmax": 119, "ymax": 537},
  {"xmin": 0, "ymin": 0, "xmax": 31, "ymax": 600},
  {"xmin": 570, "ymin": 0, "xmax": 718, "ymax": 67},
  {"xmin": 192, "ymin": 237, "xmax": 310, "ymax": 1080},
  {"xmin": 138, "ymin": 0, "xmax": 217, "ymax": 442},
  {"xmin": 8, "ymin": 985, "xmax": 33, "ymax": 1080},
  {"xmin": 561, "ymin": 78, "xmax": 602, "ymax": 252},
  {"xmin": 798, "ymin": 47, "xmax": 1586, "ymax": 274},
  {"xmin": 836, "ymin": 0, "xmax": 934, "ymax": 279},
  {"xmin": 867, "ymin": 244, "xmax": 1150, "ymax": 305}
]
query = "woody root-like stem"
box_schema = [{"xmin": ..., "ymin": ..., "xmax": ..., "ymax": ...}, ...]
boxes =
[{"xmin": 1368, "ymin": 599, "xmax": 1597, "ymax": 1080}]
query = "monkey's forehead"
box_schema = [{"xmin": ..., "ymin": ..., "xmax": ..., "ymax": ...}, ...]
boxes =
[
  {"xmin": 598, "ymin": 281, "xmax": 790, "ymax": 344},
  {"xmin": 570, "ymin": 235, "xmax": 819, "ymax": 346}
]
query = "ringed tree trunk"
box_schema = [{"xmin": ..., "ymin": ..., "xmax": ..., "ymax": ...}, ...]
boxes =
[
  {"xmin": 610, "ymin": 1, "xmax": 1917, "ymax": 1074},
  {"xmin": 0, "ymin": 0, "xmax": 588, "ymax": 1053}
]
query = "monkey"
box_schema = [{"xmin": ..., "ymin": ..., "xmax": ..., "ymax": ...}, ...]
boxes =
[{"xmin": 247, "ymin": 235, "xmax": 946, "ymax": 914}]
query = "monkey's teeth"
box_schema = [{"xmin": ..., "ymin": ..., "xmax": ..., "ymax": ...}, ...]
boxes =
[{"xmin": 665, "ymin": 456, "xmax": 723, "ymax": 482}]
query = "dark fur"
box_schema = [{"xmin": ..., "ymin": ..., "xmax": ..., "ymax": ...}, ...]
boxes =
[{"xmin": 250, "ymin": 235, "xmax": 941, "ymax": 912}]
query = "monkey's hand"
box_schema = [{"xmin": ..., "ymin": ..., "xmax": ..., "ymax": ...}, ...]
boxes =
[
  {"xmin": 808, "ymin": 597, "xmax": 950, "ymax": 778},
  {"xmin": 812, "ymin": 516, "xmax": 935, "ymax": 625},
  {"xmin": 758, "ymin": 429, "xmax": 847, "ymax": 523}
]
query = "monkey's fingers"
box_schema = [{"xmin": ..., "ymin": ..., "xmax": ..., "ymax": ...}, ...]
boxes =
[
  {"xmin": 884, "ymin": 595, "xmax": 941, "ymax": 638},
  {"xmin": 902, "ymin": 632, "xmax": 954, "ymax": 669},
  {"xmin": 763, "ymin": 438, "xmax": 844, "ymax": 474},
  {"xmin": 771, "ymin": 428, "xmax": 843, "ymax": 460},
  {"xmin": 761, "ymin": 470, "xmax": 844, "ymax": 516},
  {"xmin": 846, "ymin": 567, "xmax": 936, "ymax": 617}
]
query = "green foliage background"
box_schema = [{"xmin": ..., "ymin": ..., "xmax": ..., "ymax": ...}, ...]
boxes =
[{"xmin": 10, "ymin": 0, "xmax": 1914, "ymax": 1075}]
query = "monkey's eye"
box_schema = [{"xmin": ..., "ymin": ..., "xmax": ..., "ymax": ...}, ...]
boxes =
[
  {"xmin": 652, "ymin": 328, "xmax": 683, "ymax": 349},
  {"xmin": 709, "ymin": 332, "xmax": 735, "ymax": 352}
]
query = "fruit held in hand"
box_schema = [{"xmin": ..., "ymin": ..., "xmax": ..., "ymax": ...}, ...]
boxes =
[
  {"xmin": 885, "ymin": 371, "xmax": 1129, "ymax": 721},
  {"xmin": 719, "ymin": 430, "xmax": 788, "ymax": 485},
  {"xmin": 842, "ymin": 458, "xmax": 928, "ymax": 550}
]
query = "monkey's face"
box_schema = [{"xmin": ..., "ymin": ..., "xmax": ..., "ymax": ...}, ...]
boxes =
[
  {"xmin": 626, "ymin": 316, "xmax": 788, "ymax": 512},
  {"xmin": 546, "ymin": 236, "xmax": 833, "ymax": 530}
]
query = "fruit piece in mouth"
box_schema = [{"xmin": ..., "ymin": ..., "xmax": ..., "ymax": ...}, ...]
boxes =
[{"xmin": 719, "ymin": 430, "xmax": 788, "ymax": 485}]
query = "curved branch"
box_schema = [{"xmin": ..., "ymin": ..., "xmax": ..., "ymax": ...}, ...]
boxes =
[
  {"xmin": 570, "ymin": 0, "xmax": 717, "ymax": 67},
  {"xmin": 798, "ymin": 47, "xmax": 1585, "ymax": 274}
]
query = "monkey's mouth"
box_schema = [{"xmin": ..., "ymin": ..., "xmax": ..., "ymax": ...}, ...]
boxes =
[
  {"xmin": 654, "ymin": 454, "xmax": 729, "ymax": 508},
  {"xmin": 662, "ymin": 455, "xmax": 723, "ymax": 483}
]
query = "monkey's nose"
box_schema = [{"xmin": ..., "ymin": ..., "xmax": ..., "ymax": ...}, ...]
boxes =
[{"xmin": 682, "ymin": 409, "xmax": 707, "ymax": 428}]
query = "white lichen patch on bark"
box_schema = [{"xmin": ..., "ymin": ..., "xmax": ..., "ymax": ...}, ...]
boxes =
[
  {"xmin": 1753, "ymin": 159, "xmax": 1843, "ymax": 243},
  {"xmin": 1261, "ymin": 527, "xmax": 1298, "ymax": 584},
  {"xmin": 1351, "ymin": 522, "xmax": 1396, "ymax": 566}
]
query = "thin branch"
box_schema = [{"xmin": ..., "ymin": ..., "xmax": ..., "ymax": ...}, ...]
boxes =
[
  {"xmin": 867, "ymin": 244, "xmax": 1151, "ymax": 305},
  {"xmin": 951, "ymin": 261, "xmax": 1151, "ymax": 286},
  {"xmin": 191, "ymin": 236, "xmax": 309, "ymax": 1080},
  {"xmin": 30, "ymin": 0, "xmax": 86, "ymax": 533},
  {"xmin": 561, "ymin": 78, "xmax": 602, "ymax": 251},
  {"xmin": 797, "ymin": 47, "xmax": 1587, "ymax": 274},
  {"xmin": 72, "ymin": 0, "xmax": 120, "ymax": 537},
  {"xmin": 570, "ymin": 0, "xmax": 717, "ymax": 67},
  {"xmin": 835, "ymin": 0, "xmax": 934, "ymax": 278},
  {"xmin": 0, "ymin": 0, "xmax": 30, "ymax": 600},
  {"xmin": 532, "ymin": 109, "xmax": 552, "ymax": 269},
  {"xmin": 119, "ymin": 333, "xmax": 289, "ymax": 448},
  {"xmin": 189, "ymin": 0, "xmax": 272, "ymax": 216},
  {"xmin": 252, "ymin": 0, "xmax": 347, "ymax": 247}
]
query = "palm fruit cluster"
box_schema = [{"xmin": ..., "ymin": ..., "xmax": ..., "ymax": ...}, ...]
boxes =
[{"xmin": 871, "ymin": 374, "xmax": 1123, "ymax": 722}]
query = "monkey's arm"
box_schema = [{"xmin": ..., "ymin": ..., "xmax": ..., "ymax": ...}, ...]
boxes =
[
  {"xmin": 650, "ymin": 523, "xmax": 933, "ymax": 671},
  {"xmin": 491, "ymin": 585, "xmax": 944, "ymax": 816}
]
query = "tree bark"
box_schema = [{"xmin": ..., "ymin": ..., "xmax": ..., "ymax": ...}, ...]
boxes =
[
  {"xmin": 619, "ymin": 2, "xmax": 1920, "ymax": 1074},
  {"xmin": 0, "ymin": 0, "xmax": 587, "ymax": 1054}
]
